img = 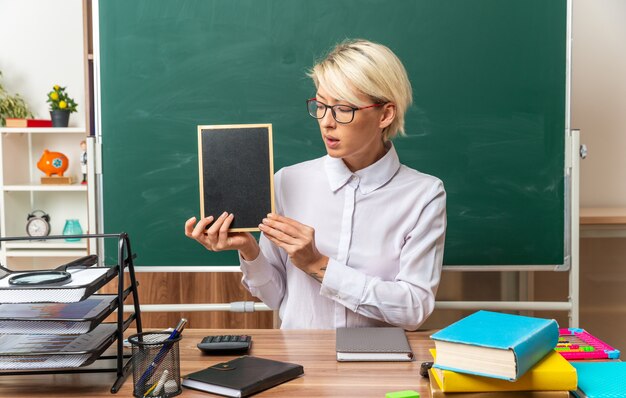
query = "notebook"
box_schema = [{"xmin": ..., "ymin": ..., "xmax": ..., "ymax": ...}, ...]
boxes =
[
  {"xmin": 571, "ymin": 361, "xmax": 626, "ymax": 398},
  {"xmin": 336, "ymin": 327, "xmax": 414, "ymax": 361},
  {"xmin": 182, "ymin": 356, "xmax": 303, "ymax": 398}
]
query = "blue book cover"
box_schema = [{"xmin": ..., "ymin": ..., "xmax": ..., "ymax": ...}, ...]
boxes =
[
  {"xmin": 572, "ymin": 361, "xmax": 626, "ymax": 398},
  {"xmin": 430, "ymin": 310, "xmax": 559, "ymax": 381}
]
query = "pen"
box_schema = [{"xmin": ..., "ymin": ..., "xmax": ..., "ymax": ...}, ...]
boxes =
[{"xmin": 137, "ymin": 318, "xmax": 187, "ymax": 388}]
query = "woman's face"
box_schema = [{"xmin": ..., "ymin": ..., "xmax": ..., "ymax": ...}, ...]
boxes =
[{"xmin": 315, "ymin": 85, "xmax": 395, "ymax": 172}]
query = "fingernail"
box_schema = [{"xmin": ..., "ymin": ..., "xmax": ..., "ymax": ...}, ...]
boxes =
[
  {"xmin": 229, "ymin": 213, "xmax": 234, "ymax": 218},
  {"xmin": 222, "ymin": 211, "xmax": 228, "ymax": 217},
  {"xmin": 267, "ymin": 213, "xmax": 273, "ymax": 218},
  {"xmin": 258, "ymin": 224, "xmax": 264, "ymax": 229},
  {"xmin": 262, "ymin": 218, "xmax": 268, "ymax": 223}
]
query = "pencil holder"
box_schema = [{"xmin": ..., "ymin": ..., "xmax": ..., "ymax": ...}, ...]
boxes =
[{"xmin": 128, "ymin": 332, "xmax": 182, "ymax": 398}]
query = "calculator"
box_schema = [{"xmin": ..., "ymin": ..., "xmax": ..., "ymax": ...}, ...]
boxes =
[{"xmin": 197, "ymin": 335, "xmax": 252, "ymax": 354}]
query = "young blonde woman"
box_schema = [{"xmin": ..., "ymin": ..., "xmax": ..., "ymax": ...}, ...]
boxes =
[{"xmin": 186, "ymin": 39, "xmax": 447, "ymax": 330}]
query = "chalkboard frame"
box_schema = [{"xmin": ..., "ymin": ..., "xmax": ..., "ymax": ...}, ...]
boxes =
[
  {"xmin": 197, "ymin": 124, "xmax": 275, "ymax": 232},
  {"xmin": 98, "ymin": 0, "xmax": 569, "ymax": 268}
]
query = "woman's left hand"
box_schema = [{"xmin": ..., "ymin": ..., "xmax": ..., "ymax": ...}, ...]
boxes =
[{"xmin": 259, "ymin": 213, "xmax": 328, "ymax": 277}]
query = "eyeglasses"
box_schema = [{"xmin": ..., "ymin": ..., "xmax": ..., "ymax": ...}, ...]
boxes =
[{"xmin": 306, "ymin": 98, "xmax": 385, "ymax": 124}]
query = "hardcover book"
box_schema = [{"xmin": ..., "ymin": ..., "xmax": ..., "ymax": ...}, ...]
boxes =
[
  {"xmin": 430, "ymin": 310, "xmax": 559, "ymax": 380},
  {"xmin": 571, "ymin": 361, "xmax": 626, "ymax": 398},
  {"xmin": 182, "ymin": 356, "xmax": 303, "ymax": 397},
  {"xmin": 429, "ymin": 369, "xmax": 571, "ymax": 398},
  {"xmin": 336, "ymin": 327, "xmax": 414, "ymax": 362},
  {"xmin": 429, "ymin": 349, "xmax": 577, "ymax": 392}
]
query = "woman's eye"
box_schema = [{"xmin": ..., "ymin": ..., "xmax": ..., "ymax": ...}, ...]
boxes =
[{"xmin": 336, "ymin": 106, "xmax": 353, "ymax": 113}]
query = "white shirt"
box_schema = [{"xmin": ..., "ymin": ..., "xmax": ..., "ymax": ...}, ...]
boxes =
[{"xmin": 239, "ymin": 142, "xmax": 446, "ymax": 330}]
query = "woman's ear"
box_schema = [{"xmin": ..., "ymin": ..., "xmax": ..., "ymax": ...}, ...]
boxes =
[{"xmin": 379, "ymin": 103, "xmax": 396, "ymax": 129}]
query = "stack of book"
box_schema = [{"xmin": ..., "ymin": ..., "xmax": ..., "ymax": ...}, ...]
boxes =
[{"xmin": 429, "ymin": 310, "xmax": 577, "ymax": 397}]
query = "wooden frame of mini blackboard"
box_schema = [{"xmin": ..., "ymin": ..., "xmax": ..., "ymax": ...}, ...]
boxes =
[{"xmin": 197, "ymin": 124, "xmax": 275, "ymax": 232}]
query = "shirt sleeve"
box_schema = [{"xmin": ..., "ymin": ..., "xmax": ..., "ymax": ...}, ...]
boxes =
[
  {"xmin": 239, "ymin": 233, "xmax": 287, "ymax": 310},
  {"xmin": 239, "ymin": 169, "xmax": 288, "ymax": 310},
  {"xmin": 319, "ymin": 181, "xmax": 447, "ymax": 331}
]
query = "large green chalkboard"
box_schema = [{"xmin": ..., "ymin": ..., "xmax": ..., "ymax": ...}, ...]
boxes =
[{"xmin": 99, "ymin": 0, "xmax": 567, "ymax": 266}]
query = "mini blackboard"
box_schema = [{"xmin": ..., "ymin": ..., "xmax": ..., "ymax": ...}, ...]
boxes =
[{"xmin": 198, "ymin": 124, "xmax": 275, "ymax": 232}]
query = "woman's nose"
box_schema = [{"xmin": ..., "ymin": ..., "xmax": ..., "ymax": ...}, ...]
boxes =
[{"xmin": 320, "ymin": 108, "xmax": 336, "ymax": 128}]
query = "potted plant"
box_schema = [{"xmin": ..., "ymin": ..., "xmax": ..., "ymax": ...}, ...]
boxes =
[
  {"xmin": 0, "ymin": 71, "xmax": 33, "ymax": 126},
  {"xmin": 47, "ymin": 84, "xmax": 77, "ymax": 127}
]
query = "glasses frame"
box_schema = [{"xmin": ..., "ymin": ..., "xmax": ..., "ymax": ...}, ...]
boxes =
[{"xmin": 306, "ymin": 98, "xmax": 385, "ymax": 124}]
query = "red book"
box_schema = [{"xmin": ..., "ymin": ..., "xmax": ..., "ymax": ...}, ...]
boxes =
[{"xmin": 5, "ymin": 118, "xmax": 53, "ymax": 128}]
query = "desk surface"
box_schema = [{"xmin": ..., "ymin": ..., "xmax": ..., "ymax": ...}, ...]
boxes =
[{"xmin": 0, "ymin": 329, "xmax": 434, "ymax": 398}]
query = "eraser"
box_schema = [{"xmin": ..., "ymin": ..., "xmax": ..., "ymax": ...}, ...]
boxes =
[{"xmin": 164, "ymin": 379, "xmax": 179, "ymax": 394}]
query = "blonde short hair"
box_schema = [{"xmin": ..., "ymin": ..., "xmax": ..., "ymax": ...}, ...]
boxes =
[{"xmin": 308, "ymin": 39, "xmax": 413, "ymax": 140}]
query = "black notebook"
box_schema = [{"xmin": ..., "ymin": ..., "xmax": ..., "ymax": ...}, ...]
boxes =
[{"xmin": 182, "ymin": 355, "xmax": 303, "ymax": 397}]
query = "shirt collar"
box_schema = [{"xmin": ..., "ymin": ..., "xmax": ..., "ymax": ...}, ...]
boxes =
[{"xmin": 324, "ymin": 141, "xmax": 401, "ymax": 194}]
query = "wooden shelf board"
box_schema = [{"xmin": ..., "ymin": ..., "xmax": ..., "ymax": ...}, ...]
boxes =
[
  {"xmin": 2, "ymin": 184, "xmax": 87, "ymax": 192},
  {"xmin": 0, "ymin": 127, "xmax": 86, "ymax": 134},
  {"xmin": 580, "ymin": 207, "xmax": 626, "ymax": 225},
  {"xmin": 4, "ymin": 241, "xmax": 87, "ymax": 250},
  {"xmin": 4, "ymin": 249, "xmax": 88, "ymax": 258}
]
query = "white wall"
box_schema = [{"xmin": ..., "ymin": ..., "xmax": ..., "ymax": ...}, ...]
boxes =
[
  {"xmin": 0, "ymin": 0, "xmax": 85, "ymax": 128},
  {"xmin": 573, "ymin": 0, "xmax": 626, "ymax": 207}
]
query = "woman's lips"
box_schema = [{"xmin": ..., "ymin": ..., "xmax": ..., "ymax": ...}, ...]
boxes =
[{"xmin": 325, "ymin": 136, "xmax": 340, "ymax": 149}]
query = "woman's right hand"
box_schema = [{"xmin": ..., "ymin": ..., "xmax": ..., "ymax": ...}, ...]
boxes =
[{"xmin": 185, "ymin": 212, "xmax": 259, "ymax": 260}]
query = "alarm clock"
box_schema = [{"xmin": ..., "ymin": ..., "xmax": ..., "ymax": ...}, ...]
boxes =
[{"xmin": 26, "ymin": 210, "xmax": 51, "ymax": 237}]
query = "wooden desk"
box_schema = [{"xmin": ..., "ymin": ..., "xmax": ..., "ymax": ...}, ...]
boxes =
[{"xmin": 0, "ymin": 329, "xmax": 434, "ymax": 397}]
